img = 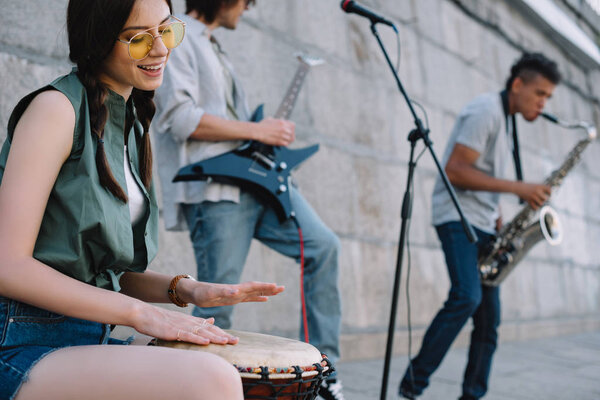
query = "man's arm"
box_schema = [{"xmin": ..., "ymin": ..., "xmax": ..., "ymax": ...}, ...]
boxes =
[
  {"xmin": 189, "ymin": 114, "xmax": 295, "ymax": 147},
  {"xmin": 445, "ymin": 143, "xmax": 551, "ymax": 209}
]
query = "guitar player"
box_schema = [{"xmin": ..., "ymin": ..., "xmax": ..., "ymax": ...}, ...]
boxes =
[{"xmin": 152, "ymin": 1, "xmax": 344, "ymax": 399}]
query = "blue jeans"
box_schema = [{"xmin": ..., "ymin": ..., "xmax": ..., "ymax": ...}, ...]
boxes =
[
  {"xmin": 0, "ymin": 297, "xmax": 118, "ymax": 400},
  {"xmin": 182, "ymin": 188, "xmax": 342, "ymax": 365},
  {"xmin": 400, "ymin": 222, "xmax": 500, "ymax": 399}
]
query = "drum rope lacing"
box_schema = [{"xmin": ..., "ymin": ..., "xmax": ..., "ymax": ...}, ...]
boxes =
[{"xmin": 233, "ymin": 354, "xmax": 330, "ymax": 375}]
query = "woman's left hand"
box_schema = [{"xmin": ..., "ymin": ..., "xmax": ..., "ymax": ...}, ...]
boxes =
[{"xmin": 183, "ymin": 280, "xmax": 285, "ymax": 308}]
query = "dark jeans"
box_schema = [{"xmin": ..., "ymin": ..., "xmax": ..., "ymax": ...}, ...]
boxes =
[{"xmin": 400, "ymin": 222, "xmax": 500, "ymax": 399}]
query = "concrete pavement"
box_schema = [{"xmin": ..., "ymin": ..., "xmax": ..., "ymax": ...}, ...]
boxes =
[{"xmin": 335, "ymin": 331, "xmax": 600, "ymax": 400}]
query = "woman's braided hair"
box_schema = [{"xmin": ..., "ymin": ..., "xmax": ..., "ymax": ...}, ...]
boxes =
[{"xmin": 67, "ymin": 0, "xmax": 171, "ymax": 201}]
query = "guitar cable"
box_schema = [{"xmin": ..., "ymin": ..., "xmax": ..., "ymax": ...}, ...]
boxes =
[{"xmin": 290, "ymin": 215, "xmax": 310, "ymax": 343}]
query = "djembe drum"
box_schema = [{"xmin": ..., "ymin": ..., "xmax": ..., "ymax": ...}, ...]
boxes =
[{"xmin": 154, "ymin": 330, "xmax": 331, "ymax": 400}]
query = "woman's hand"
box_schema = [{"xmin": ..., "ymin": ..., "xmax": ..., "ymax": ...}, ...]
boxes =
[
  {"xmin": 131, "ymin": 302, "xmax": 239, "ymax": 345},
  {"xmin": 181, "ymin": 280, "xmax": 285, "ymax": 308}
]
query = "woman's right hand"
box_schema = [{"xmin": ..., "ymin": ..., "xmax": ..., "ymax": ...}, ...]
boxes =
[{"xmin": 131, "ymin": 302, "xmax": 239, "ymax": 345}]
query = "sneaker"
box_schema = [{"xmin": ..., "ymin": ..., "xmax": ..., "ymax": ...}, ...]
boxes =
[
  {"xmin": 399, "ymin": 385, "xmax": 417, "ymax": 400},
  {"xmin": 318, "ymin": 378, "xmax": 345, "ymax": 400}
]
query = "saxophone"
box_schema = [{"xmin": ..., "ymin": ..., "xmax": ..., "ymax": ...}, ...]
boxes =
[{"xmin": 478, "ymin": 113, "xmax": 597, "ymax": 286}]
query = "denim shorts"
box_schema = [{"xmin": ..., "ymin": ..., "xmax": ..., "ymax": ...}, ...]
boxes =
[{"xmin": 0, "ymin": 296, "xmax": 118, "ymax": 400}]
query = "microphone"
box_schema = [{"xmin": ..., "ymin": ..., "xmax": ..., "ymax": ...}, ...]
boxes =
[{"xmin": 340, "ymin": 0, "xmax": 396, "ymax": 30}]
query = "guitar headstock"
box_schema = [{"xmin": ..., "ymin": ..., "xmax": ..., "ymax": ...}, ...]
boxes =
[
  {"xmin": 273, "ymin": 53, "xmax": 324, "ymax": 120},
  {"xmin": 296, "ymin": 53, "xmax": 325, "ymax": 67}
]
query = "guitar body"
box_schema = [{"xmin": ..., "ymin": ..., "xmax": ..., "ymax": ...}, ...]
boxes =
[
  {"xmin": 173, "ymin": 55, "xmax": 324, "ymax": 221},
  {"xmin": 174, "ymin": 140, "xmax": 319, "ymax": 221}
]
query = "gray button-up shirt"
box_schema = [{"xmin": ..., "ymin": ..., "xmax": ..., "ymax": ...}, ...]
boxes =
[{"xmin": 153, "ymin": 15, "xmax": 251, "ymax": 230}]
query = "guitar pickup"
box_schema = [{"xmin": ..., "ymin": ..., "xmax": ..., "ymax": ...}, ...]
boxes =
[{"xmin": 251, "ymin": 151, "xmax": 276, "ymax": 170}]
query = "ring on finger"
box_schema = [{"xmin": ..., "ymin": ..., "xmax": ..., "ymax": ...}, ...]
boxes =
[
  {"xmin": 193, "ymin": 325, "xmax": 204, "ymax": 334},
  {"xmin": 176, "ymin": 329, "xmax": 183, "ymax": 342},
  {"xmin": 193, "ymin": 321, "xmax": 207, "ymax": 334}
]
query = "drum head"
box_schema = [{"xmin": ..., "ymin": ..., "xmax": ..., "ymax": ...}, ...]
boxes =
[{"xmin": 156, "ymin": 330, "xmax": 328, "ymax": 379}]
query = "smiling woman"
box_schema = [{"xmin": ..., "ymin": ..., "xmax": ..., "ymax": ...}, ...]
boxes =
[{"xmin": 0, "ymin": 0, "xmax": 283, "ymax": 399}]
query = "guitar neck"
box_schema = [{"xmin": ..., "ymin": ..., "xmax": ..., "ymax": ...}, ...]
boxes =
[{"xmin": 273, "ymin": 63, "xmax": 311, "ymax": 120}]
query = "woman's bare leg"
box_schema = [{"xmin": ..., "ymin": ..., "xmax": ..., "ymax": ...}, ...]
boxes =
[{"xmin": 15, "ymin": 345, "xmax": 243, "ymax": 400}]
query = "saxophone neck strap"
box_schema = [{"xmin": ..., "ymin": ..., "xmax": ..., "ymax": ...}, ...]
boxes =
[{"xmin": 500, "ymin": 90, "xmax": 523, "ymax": 182}]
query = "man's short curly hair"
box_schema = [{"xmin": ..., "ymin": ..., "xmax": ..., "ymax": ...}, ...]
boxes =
[
  {"xmin": 505, "ymin": 52, "xmax": 561, "ymax": 91},
  {"xmin": 186, "ymin": 0, "xmax": 256, "ymax": 24}
]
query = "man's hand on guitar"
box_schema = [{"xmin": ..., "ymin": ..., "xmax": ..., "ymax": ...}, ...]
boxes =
[{"xmin": 254, "ymin": 117, "xmax": 296, "ymax": 146}]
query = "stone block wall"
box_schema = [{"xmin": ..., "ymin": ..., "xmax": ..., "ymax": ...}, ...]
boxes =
[{"xmin": 1, "ymin": 0, "xmax": 598, "ymax": 361}]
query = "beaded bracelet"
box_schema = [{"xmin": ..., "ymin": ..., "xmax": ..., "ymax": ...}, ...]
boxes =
[{"xmin": 168, "ymin": 274, "xmax": 195, "ymax": 307}]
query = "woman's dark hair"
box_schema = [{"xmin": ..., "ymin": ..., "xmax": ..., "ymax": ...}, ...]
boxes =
[
  {"xmin": 67, "ymin": 0, "xmax": 172, "ymax": 202},
  {"xmin": 505, "ymin": 52, "xmax": 562, "ymax": 91},
  {"xmin": 186, "ymin": 0, "xmax": 256, "ymax": 24}
]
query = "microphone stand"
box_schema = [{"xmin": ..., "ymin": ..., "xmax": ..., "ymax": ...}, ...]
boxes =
[{"xmin": 368, "ymin": 22, "xmax": 479, "ymax": 400}]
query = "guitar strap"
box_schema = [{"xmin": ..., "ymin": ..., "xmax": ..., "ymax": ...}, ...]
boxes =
[
  {"xmin": 500, "ymin": 90, "xmax": 523, "ymax": 182},
  {"xmin": 211, "ymin": 37, "xmax": 240, "ymax": 121}
]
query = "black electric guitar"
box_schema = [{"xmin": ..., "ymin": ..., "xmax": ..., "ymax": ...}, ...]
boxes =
[{"xmin": 174, "ymin": 54, "xmax": 324, "ymax": 221}]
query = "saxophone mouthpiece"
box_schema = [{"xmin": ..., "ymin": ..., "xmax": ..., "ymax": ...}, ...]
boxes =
[{"xmin": 541, "ymin": 112, "xmax": 559, "ymax": 124}]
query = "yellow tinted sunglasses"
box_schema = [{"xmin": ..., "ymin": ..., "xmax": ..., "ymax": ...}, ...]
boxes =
[{"xmin": 117, "ymin": 16, "xmax": 185, "ymax": 60}]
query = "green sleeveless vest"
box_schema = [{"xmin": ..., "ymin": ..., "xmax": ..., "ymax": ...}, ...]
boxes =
[{"xmin": 0, "ymin": 71, "xmax": 159, "ymax": 290}]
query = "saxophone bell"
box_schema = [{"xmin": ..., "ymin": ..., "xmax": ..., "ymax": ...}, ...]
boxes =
[
  {"xmin": 479, "ymin": 206, "xmax": 562, "ymax": 286},
  {"xmin": 539, "ymin": 205, "xmax": 562, "ymax": 246}
]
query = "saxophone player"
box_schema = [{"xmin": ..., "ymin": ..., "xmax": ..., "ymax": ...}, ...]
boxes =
[{"xmin": 399, "ymin": 53, "xmax": 561, "ymax": 400}]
